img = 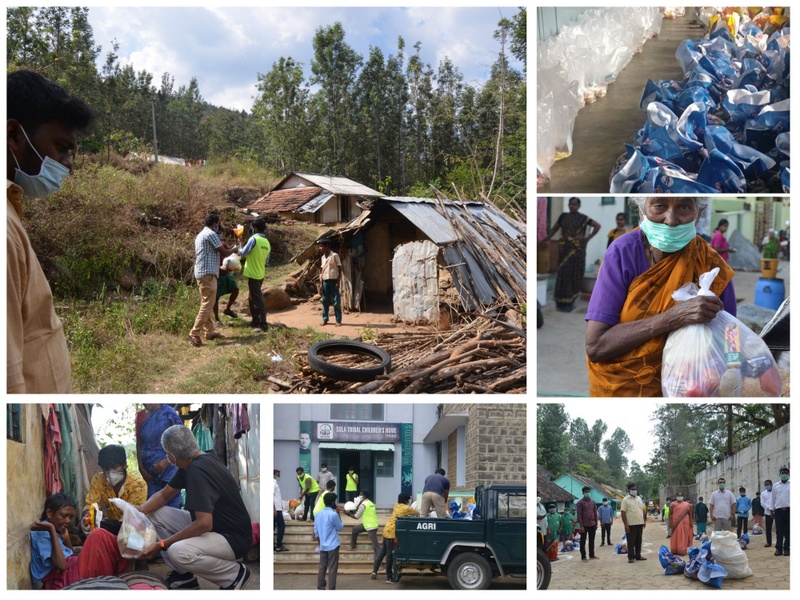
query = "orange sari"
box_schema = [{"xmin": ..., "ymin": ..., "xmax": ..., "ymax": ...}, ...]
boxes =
[
  {"xmin": 669, "ymin": 501, "xmax": 694, "ymax": 556},
  {"xmin": 587, "ymin": 236, "xmax": 733, "ymax": 396}
]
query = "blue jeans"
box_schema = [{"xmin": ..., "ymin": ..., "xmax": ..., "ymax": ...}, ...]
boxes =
[{"xmin": 321, "ymin": 279, "xmax": 341, "ymax": 323}]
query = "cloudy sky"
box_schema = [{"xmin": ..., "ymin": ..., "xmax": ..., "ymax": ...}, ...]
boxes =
[{"xmin": 85, "ymin": 4, "xmax": 523, "ymax": 112}]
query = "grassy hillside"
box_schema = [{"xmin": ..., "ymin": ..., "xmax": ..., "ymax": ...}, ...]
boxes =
[{"xmin": 23, "ymin": 156, "xmax": 329, "ymax": 393}]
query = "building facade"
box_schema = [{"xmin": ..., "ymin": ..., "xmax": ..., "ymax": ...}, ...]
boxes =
[{"xmin": 273, "ymin": 403, "xmax": 527, "ymax": 508}]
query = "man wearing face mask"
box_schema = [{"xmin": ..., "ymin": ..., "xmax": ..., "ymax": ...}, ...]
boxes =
[
  {"xmin": 772, "ymin": 467, "xmax": 790, "ymax": 556},
  {"xmin": 735, "ymin": 487, "xmax": 752, "ymax": 538},
  {"xmin": 709, "ymin": 477, "xmax": 737, "ymax": 532},
  {"xmin": 138, "ymin": 425, "xmax": 253, "ymax": 589},
  {"xmin": 317, "ymin": 463, "xmax": 335, "ymax": 491},
  {"xmin": 7, "ymin": 70, "xmax": 94, "ymax": 393},
  {"xmin": 586, "ymin": 197, "xmax": 737, "ymax": 396},
  {"xmin": 620, "ymin": 482, "xmax": 647, "ymax": 563},
  {"xmin": 575, "ymin": 486, "xmax": 599, "ymax": 561},
  {"xmin": 188, "ymin": 213, "xmax": 237, "ymax": 347},
  {"xmin": 82, "ymin": 445, "xmax": 147, "ymax": 535},
  {"xmin": 761, "ymin": 479, "xmax": 775, "ymax": 548},
  {"xmin": 597, "ymin": 498, "xmax": 614, "ymax": 546}
]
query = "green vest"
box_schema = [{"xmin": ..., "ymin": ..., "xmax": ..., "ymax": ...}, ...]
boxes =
[
  {"xmin": 361, "ymin": 499, "xmax": 378, "ymax": 529},
  {"xmin": 242, "ymin": 235, "xmax": 271, "ymax": 280},
  {"xmin": 314, "ymin": 491, "xmax": 332, "ymax": 516},
  {"xmin": 346, "ymin": 472, "xmax": 358, "ymax": 491},
  {"xmin": 298, "ymin": 473, "xmax": 319, "ymax": 494}
]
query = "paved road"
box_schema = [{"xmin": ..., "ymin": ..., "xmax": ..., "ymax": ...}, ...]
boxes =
[
  {"xmin": 537, "ymin": 263, "xmax": 791, "ymax": 396},
  {"xmin": 547, "ymin": 516, "xmax": 790, "ymax": 590}
]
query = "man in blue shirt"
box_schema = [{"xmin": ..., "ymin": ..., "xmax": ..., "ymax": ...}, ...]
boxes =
[
  {"xmin": 736, "ymin": 487, "xmax": 752, "ymax": 538},
  {"xmin": 598, "ymin": 498, "xmax": 615, "ymax": 546},
  {"xmin": 314, "ymin": 493, "xmax": 344, "ymax": 590}
]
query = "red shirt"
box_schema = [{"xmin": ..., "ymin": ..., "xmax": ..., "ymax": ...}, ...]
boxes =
[{"xmin": 576, "ymin": 496, "xmax": 598, "ymax": 528}]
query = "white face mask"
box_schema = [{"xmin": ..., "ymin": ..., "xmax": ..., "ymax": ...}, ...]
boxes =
[
  {"xmin": 629, "ymin": 490, "xmax": 638, "ymax": 497},
  {"xmin": 107, "ymin": 471, "xmax": 125, "ymax": 486},
  {"xmin": 677, "ymin": 496, "xmax": 684, "ymax": 501}
]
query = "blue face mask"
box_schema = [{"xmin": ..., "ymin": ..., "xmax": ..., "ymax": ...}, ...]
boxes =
[
  {"xmin": 639, "ymin": 214, "xmax": 697, "ymax": 253},
  {"xmin": 766, "ymin": 485, "xmax": 772, "ymax": 491},
  {"xmin": 11, "ymin": 126, "xmax": 70, "ymax": 198}
]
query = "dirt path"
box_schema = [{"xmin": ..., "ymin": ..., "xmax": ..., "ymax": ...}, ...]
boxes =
[{"xmin": 266, "ymin": 299, "xmax": 434, "ymax": 339}]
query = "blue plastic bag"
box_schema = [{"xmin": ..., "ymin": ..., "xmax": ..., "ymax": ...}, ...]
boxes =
[
  {"xmin": 658, "ymin": 545, "xmax": 673, "ymax": 568},
  {"xmin": 698, "ymin": 562, "xmax": 728, "ymax": 589}
]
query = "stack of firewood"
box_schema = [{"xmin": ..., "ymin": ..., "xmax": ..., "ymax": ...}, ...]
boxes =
[{"xmin": 278, "ymin": 316, "xmax": 526, "ymax": 394}]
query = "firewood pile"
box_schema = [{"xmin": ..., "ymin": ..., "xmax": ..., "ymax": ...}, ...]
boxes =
[{"xmin": 276, "ymin": 316, "xmax": 526, "ymax": 394}]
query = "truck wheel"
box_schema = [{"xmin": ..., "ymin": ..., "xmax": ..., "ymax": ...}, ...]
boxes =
[
  {"xmin": 447, "ymin": 553, "xmax": 492, "ymax": 590},
  {"xmin": 537, "ymin": 547, "xmax": 551, "ymax": 589}
]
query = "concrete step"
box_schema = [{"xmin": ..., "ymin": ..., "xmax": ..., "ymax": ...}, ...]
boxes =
[
  {"xmin": 278, "ymin": 532, "xmax": 385, "ymax": 544},
  {"xmin": 274, "ymin": 561, "xmax": 381, "ymax": 575},
  {"xmin": 276, "ymin": 550, "xmax": 379, "ymax": 562}
]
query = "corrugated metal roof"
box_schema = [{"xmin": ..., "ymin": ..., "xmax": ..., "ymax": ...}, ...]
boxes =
[
  {"xmin": 248, "ymin": 186, "xmax": 323, "ymax": 213},
  {"xmin": 385, "ymin": 200, "xmax": 457, "ymax": 244},
  {"xmin": 293, "ymin": 173, "xmax": 383, "ymax": 197},
  {"xmin": 317, "ymin": 442, "xmax": 395, "ymax": 451},
  {"xmin": 296, "ymin": 192, "xmax": 334, "ymax": 214}
]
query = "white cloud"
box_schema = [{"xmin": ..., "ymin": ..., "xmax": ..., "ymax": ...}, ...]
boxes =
[{"xmin": 86, "ymin": 6, "xmax": 523, "ymax": 113}]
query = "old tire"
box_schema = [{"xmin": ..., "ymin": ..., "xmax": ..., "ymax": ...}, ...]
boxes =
[
  {"xmin": 537, "ymin": 548, "xmax": 551, "ymax": 590},
  {"xmin": 447, "ymin": 553, "xmax": 492, "ymax": 590},
  {"xmin": 307, "ymin": 340, "xmax": 391, "ymax": 382}
]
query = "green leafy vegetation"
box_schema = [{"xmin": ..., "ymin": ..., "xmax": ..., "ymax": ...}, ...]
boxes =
[{"xmin": 7, "ymin": 6, "xmax": 526, "ymax": 208}]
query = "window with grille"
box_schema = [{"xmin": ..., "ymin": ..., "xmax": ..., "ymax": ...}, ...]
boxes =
[
  {"xmin": 330, "ymin": 404, "xmax": 384, "ymax": 421},
  {"xmin": 7, "ymin": 404, "xmax": 22, "ymax": 442}
]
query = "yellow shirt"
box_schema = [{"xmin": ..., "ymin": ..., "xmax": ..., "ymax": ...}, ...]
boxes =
[
  {"xmin": 7, "ymin": 182, "xmax": 72, "ymax": 392},
  {"xmin": 382, "ymin": 503, "xmax": 420, "ymax": 539},
  {"xmin": 84, "ymin": 471, "xmax": 148, "ymax": 521},
  {"xmin": 620, "ymin": 494, "xmax": 646, "ymax": 526}
]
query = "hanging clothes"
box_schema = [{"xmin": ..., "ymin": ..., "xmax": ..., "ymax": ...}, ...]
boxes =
[
  {"xmin": 232, "ymin": 404, "xmax": 251, "ymax": 439},
  {"xmin": 192, "ymin": 420, "xmax": 213, "ymax": 452},
  {"xmin": 43, "ymin": 404, "xmax": 63, "ymax": 496},
  {"xmin": 56, "ymin": 404, "xmax": 78, "ymax": 503}
]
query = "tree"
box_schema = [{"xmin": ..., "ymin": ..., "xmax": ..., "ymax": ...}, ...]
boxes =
[
  {"xmin": 310, "ymin": 22, "xmax": 362, "ymax": 174},
  {"xmin": 253, "ymin": 56, "xmax": 309, "ymax": 172},
  {"xmin": 537, "ymin": 404, "xmax": 570, "ymax": 476},
  {"xmin": 603, "ymin": 427, "xmax": 633, "ymax": 486},
  {"xmin": 569, "ymin": 417, "xmax": 591, "ymax": 453},
  {"xmin": 589, "ymin": 419, "xmax": 608, "ymax": 455}
]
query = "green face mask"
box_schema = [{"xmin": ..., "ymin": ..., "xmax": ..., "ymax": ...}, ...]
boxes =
[
  {"xmin": 719, "ymin": 484, "xmax": 726, "ymax": 490},
  {"xmin": 780, "ymin": 474, "xmax": 789, "ymax": 482},
  {"xmin": 639, "ymin": 215, "xmax": 696, "ymax": 253}
]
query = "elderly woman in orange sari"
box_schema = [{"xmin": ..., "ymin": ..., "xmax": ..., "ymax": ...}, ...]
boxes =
[
  {"xmin": 669, "ymin": 492, "xmax": 694, "ymax": 555},
  {"xmin": 585, "ymin": 197, "xmax": 738, "ymax": 396}
]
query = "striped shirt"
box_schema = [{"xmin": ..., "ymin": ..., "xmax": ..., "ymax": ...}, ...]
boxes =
[{"xmin": 194, "ymin": 226, "xmax": 222, "ymax": 279}]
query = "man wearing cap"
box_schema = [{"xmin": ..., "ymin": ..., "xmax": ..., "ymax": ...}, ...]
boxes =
[
  {"xmin": 317, "ymin": 239, "xmax": 342, "ymax": 326},
  {"xmin": 773, "ymin": 466, "xmax": 790, "ymax": 556}
]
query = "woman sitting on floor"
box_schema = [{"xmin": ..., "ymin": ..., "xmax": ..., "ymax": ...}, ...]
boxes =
[{"xmin": 30, "ymin": 493, "xmax": 131, "ymax": 589}]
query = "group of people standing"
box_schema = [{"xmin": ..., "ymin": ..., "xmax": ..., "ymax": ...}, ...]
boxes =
[
  {"xmin": 189, "ymin": 215, "xmax": 272, "ymax": 347},
  {"xmin": 661, "ymin": 468, "xmax": 791, "ymax": 558}
]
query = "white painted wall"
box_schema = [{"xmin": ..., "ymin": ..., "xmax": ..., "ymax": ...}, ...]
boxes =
[{"xmin": 694, "ymin": 423, "xmax": 790, "ymax": 501}]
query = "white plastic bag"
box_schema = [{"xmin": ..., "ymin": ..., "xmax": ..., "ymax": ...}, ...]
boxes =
[
  {"xmin": 662, "ymin": 268, "xmax": 781, "ymax": 397},
  {"xmin": 711, "ymin": 531, "xmax": 753, "ymax": 579},
  {"xmin": 223, "ymin": 254, "xmax": 242, "ymax": 272},
  {"xmin": 109, "ymin": 498, "xmax": 157, "ymax": 559}
]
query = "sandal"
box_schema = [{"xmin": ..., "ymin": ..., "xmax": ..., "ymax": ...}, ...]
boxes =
[
  {"xmin": 223, "ymin": 308, "xmax": 239, "ymax": 318},
  {"xmin": 188, "ymin": 335, "xmax": 203, "ymax": 347},
  {"xmin": 275, "ymin": 547, "xmax": 290, "ymax": 552}
]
